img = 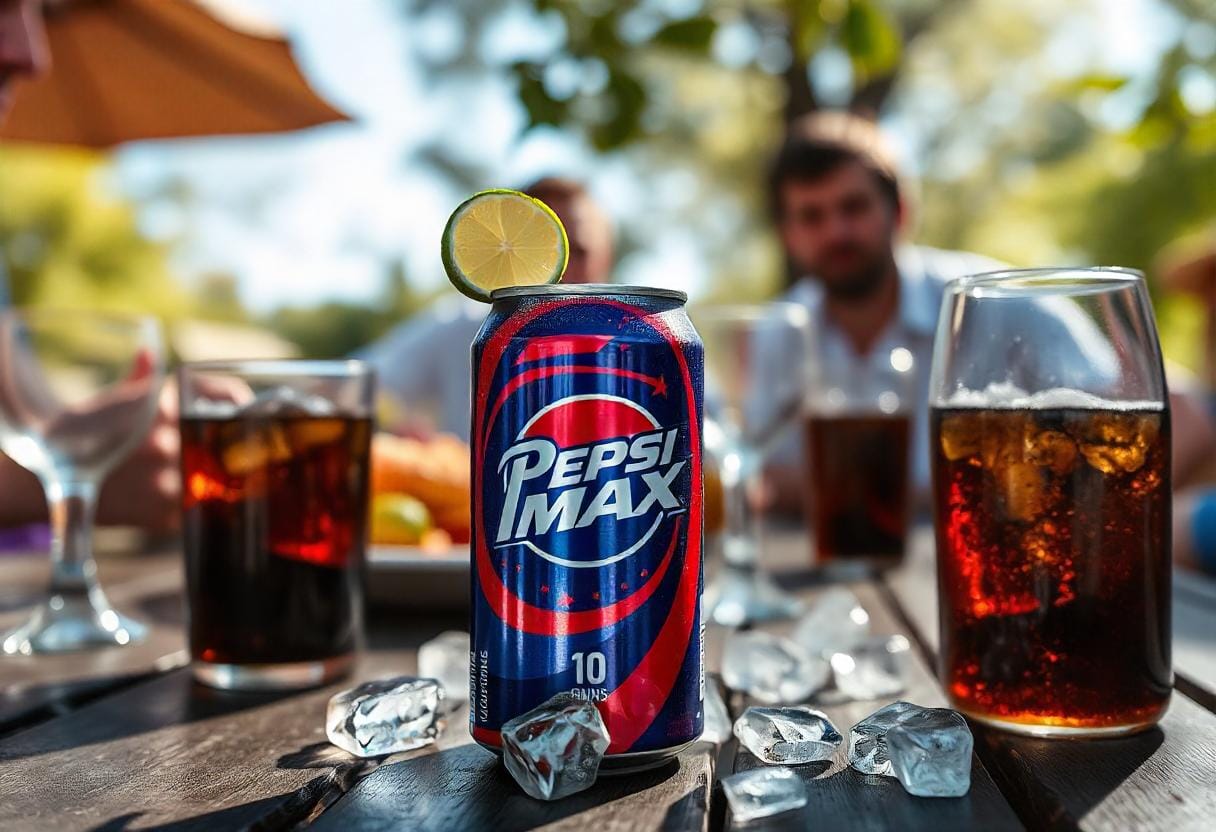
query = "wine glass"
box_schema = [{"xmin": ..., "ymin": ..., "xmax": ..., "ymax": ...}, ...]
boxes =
[
  {"xmin": 693, "ymin": 303, "xmax": 811, "ymax": 625},
  {"xmin": 0, "ymin": 310, "xmax": 165, "ymax": 654}
]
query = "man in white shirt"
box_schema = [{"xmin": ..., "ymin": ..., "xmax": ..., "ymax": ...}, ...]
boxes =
[
  {"xmin": 764, "ymin": 113, "xmax": 1006, "ymax": 507},
  {"xmin": 0, "ymin": 0, "xmax": 181, "ymax": 532},
  {"xmin": 365, "ymin": 177, "xmax": 615, "ymax": 439}
]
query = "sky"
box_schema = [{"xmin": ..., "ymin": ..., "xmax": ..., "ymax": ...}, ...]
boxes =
[{"xmin": 114, "ymin": 0, "xmax": 1186, "ymax": 314}]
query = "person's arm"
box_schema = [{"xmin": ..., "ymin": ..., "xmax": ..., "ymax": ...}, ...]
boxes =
[
  {"xmin": 0, "ymin": 451, "xmax": 47, "ymax": 526},
  {"xmin": 0, "ymin": 385, "xmax": 180, "ymax": 533}
]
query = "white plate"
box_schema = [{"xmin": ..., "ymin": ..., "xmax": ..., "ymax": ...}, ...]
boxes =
[{"xmin": 366, "ymin": 543, "xmax": 470, "ymax": 610}]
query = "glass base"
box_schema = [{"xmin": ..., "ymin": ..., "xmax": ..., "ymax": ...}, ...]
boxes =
[
  {"xmin": 1, "ymin": 593, "xmax": 147, "ymax": 655},
  {"xmin": 959, "ymin": 707, "xmax": 1166, "ymax": 738},
  {"xmin": 704, "ymin": 564, "xmax": 803, "ymax": 626},
  {"xmin": 192, "ymin": 653, "xmax": 355, "ymax": 691}
]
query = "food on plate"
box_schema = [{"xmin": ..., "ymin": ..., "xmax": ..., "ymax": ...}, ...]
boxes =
[
  {"xmin": 370, "ymin": 494, "xmax": 431, "ymax": 546},
  {"xmin": 370, "ymin": 433, "xmax": 471, "ymax": 546}
]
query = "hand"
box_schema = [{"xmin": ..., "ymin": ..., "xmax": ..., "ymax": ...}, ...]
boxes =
[{"xmin": 96, "ymin": 382, "xmax": 181, "ymax": 533}]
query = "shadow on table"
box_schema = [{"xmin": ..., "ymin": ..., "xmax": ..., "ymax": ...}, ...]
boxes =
[
  {"xmin": 308, "ymin": 742, "xmax": 682, "ymax": 832},
  {"xmin": 0, "ymin": 670, "xmax": 299, "ymax": 761},
  {"xmin": 730, "ymin": 750, "xmax": 1022, "ymax": 831},
  {"xmin": 87, "ymin": 782, "xmax": 343, "ymax": 832},
  {"xmin": 977, "ymin": 725, "xmax": 1166, "ymax": 825},
  {"xmin": 87, "ymin": 794, "xmax": 290, "ymax": 832}
]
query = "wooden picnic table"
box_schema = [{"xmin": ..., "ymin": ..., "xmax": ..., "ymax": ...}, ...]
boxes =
[{"xmin": 1, "ymin": 528, "xmax": 1215, "ymax": 831}]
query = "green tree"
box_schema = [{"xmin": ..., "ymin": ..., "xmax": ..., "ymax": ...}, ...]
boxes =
[
  {"xmin": 0, "ymin": 147, "xmax": 190, "ymax": 319},
  {"xmin": 264, "ymin": 261, "xmax": 440, "ymax": 358}
]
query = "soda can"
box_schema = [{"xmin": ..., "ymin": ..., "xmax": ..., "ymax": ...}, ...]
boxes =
[{"xmin": 469, "ymin": 284, "xmax": 704, "ymax": 771}]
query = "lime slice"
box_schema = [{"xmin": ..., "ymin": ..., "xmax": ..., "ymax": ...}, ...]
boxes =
[{"xmin": 441, "ymin": 189, "xmax": 569, "ymax": 302}]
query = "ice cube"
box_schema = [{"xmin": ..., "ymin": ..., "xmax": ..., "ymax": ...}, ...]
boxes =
[
  {"xmin": 241, "ymin": 385, "xmax": 336, "ymax": 418},
  {"xmin": 999, "ymin": 460, "xmax": 1046, "ymax": 522},
  {"xmin": 886, "ymin": 708, "xmax": 974, "ymax": 797},
  {"xmin": 418, "ymin": 630, "xmax": 470, "ymax": 703},
  {"xmin": 721, "ymin": 631, "xmax": 829, "ymax": 704},
  {"xmin": 831, "ymin": 635, "xmax": 912, "ymax": 701},
  {"xmin": 220, "ymin": 423, "xmax": 293, "ymax": 476},
  {"xmin": 1076, "ymin": 412, "xmax": 1158, "ymax": 475},
  {"xmin": 938, "ymin": 412, "xmax": 984, "ymax": 461},
  {"xmin": 287, "ymin": 418, "xmax": 347, "ymax": 453},
  {"xmin": 1024, "ymin": 428, "xmax": 1077, "ymax": 475},
  {"xmin": 701, "ymin": 682, "xmax": 733, "ymax": 745},
  {"xmin": 733, "ymin": 706, "xmax": 842, "ymax": 765},
  {"xmin": 792, "ymin": 588, "xmax": 871, "ymax": 658},
  {"xmin": 847, "ymin": 700, "xmax": 923, "ymax": 776},
  {"xmin": 501, "ymin": 693, "xmax": 611, "ymax": 801},
  {"xmin": 326, "ymin": 676, "xmax": 444, "ymax": 758},
  {"xmin": 721, "ymin": 766, "xmax": 808, "ymax": 823}
]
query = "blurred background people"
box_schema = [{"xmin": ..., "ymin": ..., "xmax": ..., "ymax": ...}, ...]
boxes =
[
  {"xmin": 0, "ymin": 0, "xmax": 179, "ymax": 533},
  {"xmin": 1158, "ymin": 235, "xmax": 1216, "ymax": 575},
  {"xmin": 362, "ymin": 177, "xmax": 615, "ymax": 440},
  {"xmin": 763, "ymin": 112, "xmax": 1002, "ymax": 511}
]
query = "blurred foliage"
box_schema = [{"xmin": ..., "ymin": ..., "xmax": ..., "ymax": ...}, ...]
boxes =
[
  {"xmin": 0, "ymin": 150, "xmax": 435, "ymax": 359},
  {"xmin": 266, "ymin": 263, "xmax": 440, "ymax": 359},
  {"xmin": 2, "ymin": 0, "xmax": 1214, "ymax": 368},
  {"xmin": 406, "ymin": 0, "xmax": 950, "ymax": 301},
  {"xmin": 407, "ymin": 0, "xmax": 1215, "ymax": 365},
  {"xmin": 0, "ymin": 147, "xmax": 190, "ymax": 317}
]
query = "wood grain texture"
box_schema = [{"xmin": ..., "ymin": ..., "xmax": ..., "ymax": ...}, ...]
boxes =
[
  {"xmin": 0, "ymin": 620, "xmax": 454, "ymax": 832},
  {"xmin": 312, "ymin": 741, "xmax": 715, "ymax": 832},
  {"xmin": 711, "ymin": 560, "xmax": 1022, "ymax": 832},
  {"xmin": 885, "ymin": 529, "xmax": 1216, "ymax": 831},
  {"xmin": 0, "ymin": 553, "xmax": 187, "ymax": 733},
  {"xmin": 1173, "ymin": 571, "xmax": 1216, "ymax": 708}
]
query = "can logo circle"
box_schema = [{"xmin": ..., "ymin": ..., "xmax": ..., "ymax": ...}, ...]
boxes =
[{"xmin": 470, "ymin": 294, "xmax": 703, "ymax": 757}]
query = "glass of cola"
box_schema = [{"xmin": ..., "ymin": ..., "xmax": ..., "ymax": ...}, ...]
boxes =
[
  {"xmin": 929, "ymin": 268, "xmax": 1171, "ymax": 736},
  {"xmin": 179, "ymin": 361, "xmax": 374, "ymax": 690}
]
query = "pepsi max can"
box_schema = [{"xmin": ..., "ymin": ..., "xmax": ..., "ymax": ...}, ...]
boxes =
[{"xmin": 469, "ymin": 285, "xmax": 704, "ymax": 770}]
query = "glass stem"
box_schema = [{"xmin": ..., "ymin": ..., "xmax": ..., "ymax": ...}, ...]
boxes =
[
  {"xmin": 721, "ymin": 452, "xmax": 760, "ymax": 570},
  {"xmin": 45, "ymin": 479, "xmax": 102, "ymax": 605}
]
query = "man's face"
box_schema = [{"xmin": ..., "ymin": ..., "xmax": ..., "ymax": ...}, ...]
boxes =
[
  {"xmin": 542, "ymin": 193, "xmax": 614, "ymax": 285},
  {"xmin": 778, "ymin": 162, "xmax": 900, "ymax": 299},
  {"xmin": 0, "ymin": 0, "xmax": 49, "ymax": 119}
]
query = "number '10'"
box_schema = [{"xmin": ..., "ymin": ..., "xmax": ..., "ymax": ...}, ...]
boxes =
[{"xmin": 572, "ymin": 651, "xmax": 607, "ymax": 684}]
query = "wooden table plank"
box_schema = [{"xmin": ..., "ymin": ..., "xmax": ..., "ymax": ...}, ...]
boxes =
[
  {"xmin": 0, "ymin": 553, "xmax": 188, "ymax": 734},
  {"xmin": 710, "ymin": 541, "xmax": 1023, "ymax": 832},
  {"xmin": 1173, "ymin": 571, "xmax": 1216, "ymax": 709},
  {"xmin": 885, "ymin": 527, "xmax": 1216, "ymax": 831},
  {"xmin": 0, "ymin": 610, "xmax": 469, "ymax": 832},
  {"xmin": 311, "ymin": 741, "xmax": 716, "ymax": 832}
]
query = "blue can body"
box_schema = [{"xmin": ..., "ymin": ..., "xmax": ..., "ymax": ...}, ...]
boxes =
[{"xmin": 469, "ymin": 285, "xmax": 704, "ymax": 766}]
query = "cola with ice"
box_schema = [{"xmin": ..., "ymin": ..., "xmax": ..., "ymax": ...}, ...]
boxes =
[
  {"xmin": 805, "ymin": 414, "xmax": 910, "ymax": 563},
  {"xmin": 182, "ymin": 413, "xmax": 372, "ymax": 685},
  {"xmin": 931, "ymin": 405, "xmax": 1171, "ymax": 733}
]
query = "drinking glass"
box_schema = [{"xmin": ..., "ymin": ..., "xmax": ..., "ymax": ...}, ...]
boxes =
[
  {"xmin": 0, "ymin": 310, "xmax": 165, "ymax": 654},
  {"xmin": 929, "ymin": 267, "xmax": 1171, "ymax": 736},
  {"xmin": 694, "ymin": 303, "xmax": 810, "ymax": 625},
  {"xmin": 179, "ymin": 361, "xmax": 374, "ymax": 690},
  {"xmin": 804, "ymin": 343, "xmax": 915, "ymax": 567}
]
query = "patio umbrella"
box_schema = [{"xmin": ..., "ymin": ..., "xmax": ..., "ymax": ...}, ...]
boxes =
[{"xmin": 0, "ymin": 0, "xmax": 348, "ymax": 147}]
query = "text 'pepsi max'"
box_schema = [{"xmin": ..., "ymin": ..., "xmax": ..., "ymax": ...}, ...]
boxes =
[{"xmin": 470, "ymin": 285, "xmax": 705, "ymax": 770}]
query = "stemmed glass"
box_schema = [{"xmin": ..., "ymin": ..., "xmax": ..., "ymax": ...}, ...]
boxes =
[
  {"xmin": 694, "ymin": 303, "xmax": 811, "ymax": 625},
  {"xmin": 0, "ymin": 310, "xmax": 165, "ymax": 654}
]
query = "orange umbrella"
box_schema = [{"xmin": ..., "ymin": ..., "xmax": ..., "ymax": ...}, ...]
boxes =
[{"xmin": 0, "ymin": 0, "xmax": 349, "ymax": 148}]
